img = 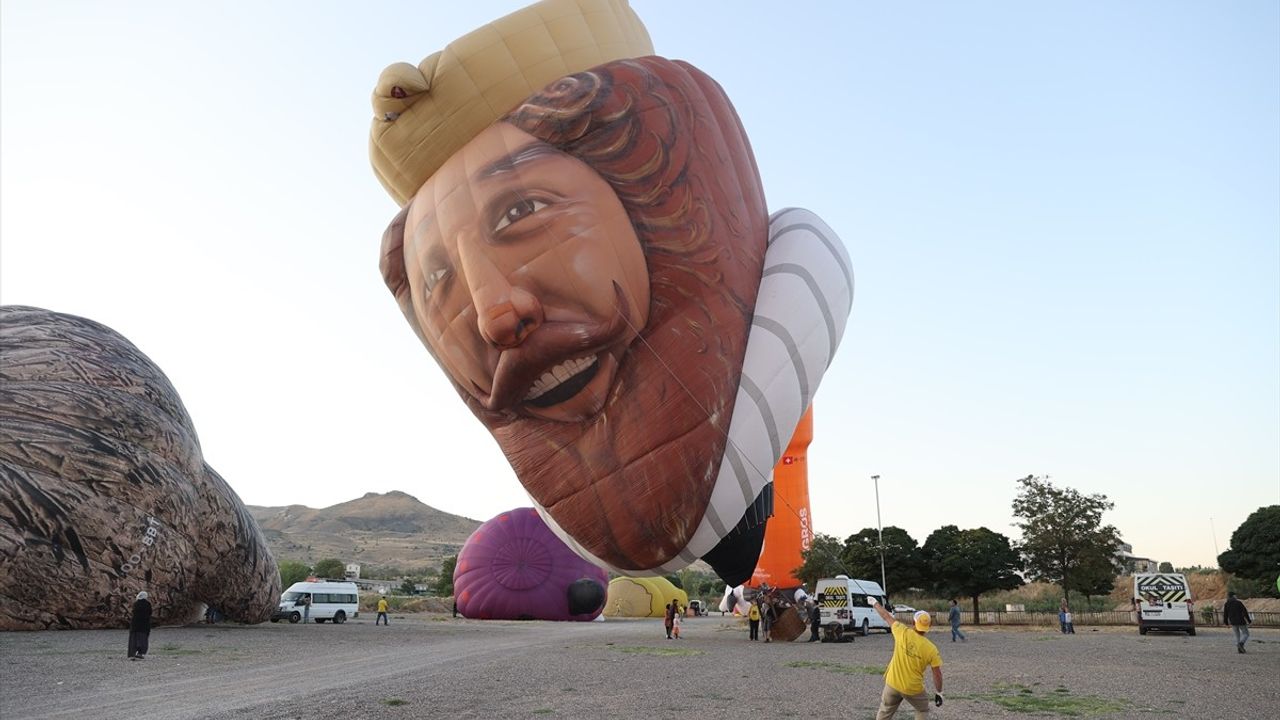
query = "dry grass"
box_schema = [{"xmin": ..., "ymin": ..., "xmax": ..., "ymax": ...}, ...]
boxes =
[{"xmin": 898, "ymin": 572, "xmax": 1279, "ymax": 613}]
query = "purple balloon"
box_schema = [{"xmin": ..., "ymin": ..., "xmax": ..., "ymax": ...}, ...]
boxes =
[{"xmin": 454, "ymin": 508, "xmax": 608, "ymax": 621}]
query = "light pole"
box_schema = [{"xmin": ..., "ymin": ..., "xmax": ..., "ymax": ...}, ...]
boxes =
[{"xmin": 872, "ymin": 475, "xmax": 887, "ymax": 596}]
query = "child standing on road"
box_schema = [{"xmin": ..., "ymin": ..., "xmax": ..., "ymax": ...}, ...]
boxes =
[
  {"xmin": 672, "ymin": 608, "xmax": 682, "ymax": 639},
  {"xmin": 1064, "ymin": 609, "xmax": 1075, "ymax": 634}
]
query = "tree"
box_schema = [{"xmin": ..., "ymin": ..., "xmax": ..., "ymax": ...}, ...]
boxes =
[
  {"xmin": 313, "ymin": 558, "xmax": 345, "ymax": 579},
  {"xmin": 433, "ymin": 555, "xmax": 457, "ymax": 597},
  {"xmin": 1011, "ymin": 475, "xmax": 1121, "ymax": 604},
  {"xmin": 795, "ymin": 533, "xmax": 846, "ymax": 589},
  {"xmin": 921, "ymin": 524, "xmax": 964, "ymax": 593},
  {"xmin": 400, "ymin": 578, "xmax": 417, "ymax": 596},
  {"xmin": 840, "ymin": 526, "xmax": 925, "ymax": 594},
  {"xmin": 1069, "ymin": 543, "xmax": 1120, "ymax": 608},
  {"xmin": 1158, "ymin": 561, "xmax": 1174, "ymax": 573},
  {"xmin": 922, "ymin": 525, "xmax": 1022, "ymax": 623},
  {"xmin": 278, "ymin": 560, "xmax": 311, "ymax": 588},
  {"xmin": 1218, "ymin": 506, "xmax": 1280, "ymax": 598},
  {"xmin": 676, "ymin": 569, "xmax": 722, "ymax": 600},
  {"xmin": 675, "ymin": 568, "xmax": 695, "ymax": 594}
]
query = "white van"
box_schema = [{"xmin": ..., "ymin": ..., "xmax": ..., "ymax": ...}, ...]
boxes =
[
  {"xmin": 271, "ymin": 581, "xmax": 360, "ymax": 624},
  {"xmin": 1133, "ymin": 573, "xmax": 1195, "ymax": 636},
  {"xmin": 815, "ymin": 576, "xmax": 890, "ymax": 640}
]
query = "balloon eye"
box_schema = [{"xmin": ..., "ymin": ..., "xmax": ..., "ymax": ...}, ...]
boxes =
[
  {"xmin": 494, "ymin": 199, "xmax": 547, "ymax": 232},
  {"xmin": 391, "ymin": 86, "xmax": 407, "ymax": 99},
  {"xmin": 424, "ymin": 267, "xmax": 448, "ymax": 294}
]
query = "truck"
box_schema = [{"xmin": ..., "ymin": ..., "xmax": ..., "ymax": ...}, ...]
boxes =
[
  {"xmin": 1133, "ymin": 573, "xmax": 1195, "ymax": 636},
  {"xmin": 814, "ymin": 575, "xmax": 890, "ymax": 641}
]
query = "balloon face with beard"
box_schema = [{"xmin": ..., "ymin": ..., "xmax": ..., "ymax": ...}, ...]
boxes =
[
  {"xmin": 381, "ymin": 57, "xmax": 770, "ymax": 578},
  {"xmin": 401, "ymin": 121, "xmax": 651, "ymax": 424}
]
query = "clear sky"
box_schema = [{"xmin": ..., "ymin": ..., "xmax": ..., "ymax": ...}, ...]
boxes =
[{"xmin": 3, "ymin": 1, "xmax": 1277, "ymax": 569}]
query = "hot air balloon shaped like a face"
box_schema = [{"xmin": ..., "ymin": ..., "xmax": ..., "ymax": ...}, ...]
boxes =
[
  {"xmin": 381, "ymin": 57, "xmax": 769, "ymax": 577},
  {"xmin": 376, "ymin": 0, "xmax": 855, "ymax": 588},
  {"xmin": 453, "ymin": 507, "xmax": 608, "ymax": 621}
]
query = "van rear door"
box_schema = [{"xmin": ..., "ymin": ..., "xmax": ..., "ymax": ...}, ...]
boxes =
[
  {"xmin": 816, "ymin": 582, "xmax": 850, "ymax": 629},
  {"xmin": 1134, "ymin": 573, "xmax": 1194, "ymax": 634}
]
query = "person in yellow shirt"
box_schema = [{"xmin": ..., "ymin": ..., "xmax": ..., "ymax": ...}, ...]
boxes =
[
  {"xmin": 869, "ymin": 597, "xmax": 943, "ymax": 718},
  {"xmin": 747, "ymin": 601, "xmax": 762, "ymax": 641},
  {"xmin": 376, "ymin": 596, "xmax": 390, "ymax": 626}
]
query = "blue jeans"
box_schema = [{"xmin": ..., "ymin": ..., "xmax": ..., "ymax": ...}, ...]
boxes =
[
  {"xmin": 951, "ymin": 623, "xmax": 966, "ymax": 641},
  {"xmin": 1232, "ymin": 624, "xmax": 1250, "ymax": 646}
]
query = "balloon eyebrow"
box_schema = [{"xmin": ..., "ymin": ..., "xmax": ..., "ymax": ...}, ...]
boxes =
[
  {"xmin": 475, "ymin": 142, "xmax": 563, "ymax": 181},
  {"xmin": 411, "ymin": 209, "xmax": 437, "ymax": 248}
]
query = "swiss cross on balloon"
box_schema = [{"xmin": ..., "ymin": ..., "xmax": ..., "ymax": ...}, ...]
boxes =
[{"xmin": 782, "ymin": 457, "xmax": 795, "ymax": 465}]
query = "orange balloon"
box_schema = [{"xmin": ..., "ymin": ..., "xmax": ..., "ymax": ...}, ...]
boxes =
[{"xmin": 749, "ymin": 406, "xmax": 815, "ymax": 588}]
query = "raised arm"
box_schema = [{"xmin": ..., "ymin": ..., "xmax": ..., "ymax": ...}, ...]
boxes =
[{"xmin": 868, "ymin": 595, "xmax": 895, "ymax": 625}]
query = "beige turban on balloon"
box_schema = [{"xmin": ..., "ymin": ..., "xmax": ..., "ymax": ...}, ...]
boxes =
[{"xmin": 368, "ymin": 0, "xmax": 653, "ymax": 205}]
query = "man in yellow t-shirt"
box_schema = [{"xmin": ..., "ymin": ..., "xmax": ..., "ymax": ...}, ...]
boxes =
[
  {"xmin": 869, "ymin": 597, "xmax": 943, "ymax": 718},
  {"xmin": 376, "ymin": 596, "xmax": 390, "ymax": 626}
]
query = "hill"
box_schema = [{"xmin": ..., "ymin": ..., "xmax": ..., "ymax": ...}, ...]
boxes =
[{"xmin": 246, "ymin": 491, "xmax": 481, "ymax": 574}]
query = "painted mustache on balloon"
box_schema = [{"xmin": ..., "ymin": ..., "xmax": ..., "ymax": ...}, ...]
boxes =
[{"xmin": 471, "ymin": 282, "xmax": 637, "ymax": 420}]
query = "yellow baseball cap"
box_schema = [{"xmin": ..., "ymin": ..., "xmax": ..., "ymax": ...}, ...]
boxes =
[{"xmin": 914, "ymin": 610, "xmax": 932, "ymax": 632}]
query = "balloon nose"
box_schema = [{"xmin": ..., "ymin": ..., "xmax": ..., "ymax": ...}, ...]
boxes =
[{"xmin": 477, "ymin": 286, "xmax": 543, "ymax": 348}]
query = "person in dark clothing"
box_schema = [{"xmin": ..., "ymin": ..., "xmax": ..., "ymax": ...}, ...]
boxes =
[
  {"xmin": 948, "ymin": 599, "xmax": 967, "ymax": 642},
  {"xmin": 1223, "ymin": 592, "xmax": 1251, "ymax": 653},
  {"xmin": 664, "ymin": 601, "xmax": 676, "ymax": 639},
  {"xmin": 128, "ymin": 591, "xmax": 152, "ymax": 660},
  {"xmin": 808, "ymin": 600, "xmax": 821, "ymax": 641}
]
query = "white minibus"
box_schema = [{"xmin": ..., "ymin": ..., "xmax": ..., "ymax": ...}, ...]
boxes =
[
  {"xmin": 271, "ymin": 581, "xmax": 360, "ymax": 624},
  {"xmin": 815, "ymin": 576, "xmax": 891, "ymax": 640},
  {"xmin": 1133, "ymin": 573, "xmax": 1195, "ymax": 636}
]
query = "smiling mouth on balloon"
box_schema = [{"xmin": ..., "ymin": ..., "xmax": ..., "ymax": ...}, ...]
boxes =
[{"xmin": 523, "ymin": 355, "xmax": 601, "ymax": 408}]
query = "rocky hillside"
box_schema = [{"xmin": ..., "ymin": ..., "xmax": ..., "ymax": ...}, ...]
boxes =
[{"xmin": 246, "ymin": 491, "xmax": 481, "ymax": 573}]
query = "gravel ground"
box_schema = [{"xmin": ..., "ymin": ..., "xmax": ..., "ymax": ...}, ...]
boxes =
[{"xmin": 1, "ymin": 615, "xmax": 1276, "ymax": 719}]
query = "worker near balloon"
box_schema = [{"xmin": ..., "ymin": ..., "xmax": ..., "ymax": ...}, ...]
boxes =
[{"xmin": 373, "ymin": 0, "xmax": 852, "ymax": 585}]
